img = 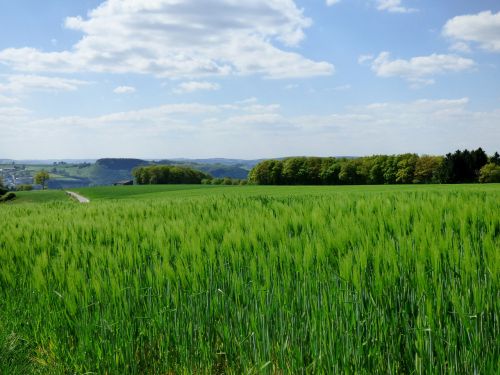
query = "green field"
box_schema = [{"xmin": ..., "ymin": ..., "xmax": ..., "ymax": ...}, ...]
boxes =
[
  {"xmin": 1, "ymin": 185, "xmax": 499, "ymax": 373},
  {"xmin": 74, "ymin": 183, "xmax": 500, "ymax": 200},
  {"xmin": 10, "ymin": 190, "xmax": 68, "ymax": 204}
]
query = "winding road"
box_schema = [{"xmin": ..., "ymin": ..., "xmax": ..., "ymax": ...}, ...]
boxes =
[{"xmin": 66, "ymin": 191, "xmax": 90, "ymax": 203}]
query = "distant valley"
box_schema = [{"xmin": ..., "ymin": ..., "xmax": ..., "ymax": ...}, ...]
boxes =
[{"xmin": 0, "ymin": 158, "xmax": 259, "ymax": 189}]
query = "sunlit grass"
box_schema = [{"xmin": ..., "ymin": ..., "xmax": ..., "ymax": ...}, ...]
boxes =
[
  {"xmin": 8, "ymin": 189, "xmax": 68, "ymax": 204},
  {"xmin": 1, "ymin": 185, "xmax": 498, "ymax": 373}
]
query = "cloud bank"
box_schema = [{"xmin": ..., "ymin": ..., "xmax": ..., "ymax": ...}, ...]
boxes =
[
  {"xmin": 0, "ymin": 0, "xmax": 334, "ymax": 79},
  {"xmin": 1, "ymin": 98, "xmax": 498, "ymax": 159}
]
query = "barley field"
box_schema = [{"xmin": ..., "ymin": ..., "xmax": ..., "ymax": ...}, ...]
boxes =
[{"xmin": 1, "ymin": 185, "xmax": 499, "ymax": 373}]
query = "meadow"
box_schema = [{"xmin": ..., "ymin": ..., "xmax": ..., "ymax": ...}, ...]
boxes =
[
  {"xmin": 10, "ymin": 190, "xmax": 68, "ymax": 204},
  {"xmin": 0, "ymin": 185, "xmax": 498, "ymax": 373}
]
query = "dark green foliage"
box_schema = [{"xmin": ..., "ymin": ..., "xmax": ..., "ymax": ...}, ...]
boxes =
[
  {"xmin": 413, "ymin": 156, "xmax": 444, "ymax": 184},
  {"xmin": 250, "ymin": 155, "xmax": 421, "ymax": 185},
  {"xmin": 339, "ymin": 159, "xmax": 365, "ymax": 185},
  {"xmin": 249, "ymin": 159, "xmax": 283, "ymax": 185},
  {"xmin": 319, "ymin": 158, "xmax": 342, "ymax": 184},
  {"xmin": 490, "ymin": 152, "xmax": 500, "ymax": 166},
  {"xmin": 133, "ymin": 165, "xmax": 211, "ymax": 184},
  {"xmin": 383, "ymin": 156, "xmax": 399, "ymax": 184},
  {"xmin": 395, "ymin": 154, "xmax": 418, "ymax": 184},
  {"xmin": 367, "ymin": 156, "xmax": 386, "ymax": 184},
  {"xmin": 249, "ymin": 149, "xmax": 496, "ymax": 185},
  {"xmin": 440, "ymin": 148, "xmax": 489, "ymax": 183},
  {"xmin": 479, "ymin": 163, "xmax": 500, "ymax": 183},
  {"xmin": 0, "ymin": 192, "xmax": 16, "ymax": 202}
]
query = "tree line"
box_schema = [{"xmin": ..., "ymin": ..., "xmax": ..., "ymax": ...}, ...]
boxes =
[
  {"xmin": 248, "ymin": 149, "xmax": 500, "ymax": 185},
  {"xmin": 133, "ymin": 165, "xmax": 211, "ymax": 184}
]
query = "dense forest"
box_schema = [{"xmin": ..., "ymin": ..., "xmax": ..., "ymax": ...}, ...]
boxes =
[
  {"xmin": 249, "ymin": 149, "xmax": 500, "ymax": 185},
  {"xmin": 133, "ymin": 165, "xmax": 211, "ymax": 184}
]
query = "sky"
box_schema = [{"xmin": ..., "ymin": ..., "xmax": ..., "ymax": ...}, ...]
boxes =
[{"xmin": 0, "ymin": 0, "xmax": 499, "ymax": 159}]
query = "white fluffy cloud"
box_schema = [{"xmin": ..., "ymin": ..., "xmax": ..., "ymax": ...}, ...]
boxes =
[
  {"xmin": 173, "ymin": 81, "xmax": 220, "ymax": 94},
  {"xmin": 113, "ymin": 86, "xmax": 136, "ymax": 94},
  {"xmin": 369, "ymin": 52, "xmax": 475, "ymax": 87},
  {"xmin": 326, "ymin": 0, "xmax": 341, "ymax": 6},
  {"xmin": 0, "ymin": 0, "xmax": 333, "ymax": 79},
  {"xmin": 1, "ymin": 98, "xmax": 498, "ymax": 159},
  {"xmin": 0, "ymin": 75, "xmax": 89, "ymax": 94},
  {"xmin": 375, "ymin": 0, "xmax": 417, "ymax": 14},
  {"xmin": 443, "ymin": 11, "xmax": 500, "ymax": 53}
]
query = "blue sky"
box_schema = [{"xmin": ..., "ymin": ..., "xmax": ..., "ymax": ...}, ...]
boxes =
[{"xmin": 0, "ymin": 0, "xmax": 499, "ymax": 159}]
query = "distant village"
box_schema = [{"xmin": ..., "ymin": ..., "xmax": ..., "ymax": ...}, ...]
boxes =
[{"xmin": 0, "ymin": 164, "xmax": 40, "ymax": 190}]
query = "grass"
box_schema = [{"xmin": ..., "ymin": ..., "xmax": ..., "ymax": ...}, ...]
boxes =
[
  {"xmin": 0, "ymin": 184, "xmax": 499, "ymax": 373},
  {"xmin": 8, "ymin": 189, "xmax": 68, "ymax": 204},
  {"xmin": 75, "ymin": 183, "xmax": 500, "ymax": 200},
  {"xmin": 74, "ymin": 184, "xmax": 220, "ymax": 200}
]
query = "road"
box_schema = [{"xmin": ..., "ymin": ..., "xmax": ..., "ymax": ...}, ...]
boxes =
[{"xmin": 66, "ymin": 191, "xmax": 90, "ymax": 203}]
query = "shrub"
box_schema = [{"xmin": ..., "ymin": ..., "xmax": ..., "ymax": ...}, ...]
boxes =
[
  {"xmin": 479, "ymin": 163, "xmax": 500, "ymax": 183},
  {"xmin": 0, "ymin": 192, "xmax": 16, "ymax": 202},
  {"xmin": 211, "ymin": 178, "xmax": 223, "ymax": 185}
]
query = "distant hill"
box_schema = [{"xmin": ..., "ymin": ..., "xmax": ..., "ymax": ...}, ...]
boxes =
[
  {"xmin": 170, "ymin": 158, "xmax": 263, "ymax": 169},
  {"xmin": 157, "ymin": 160, "xmax": 249, "ymax": 179},
  {"xmin": 179, "ymin": 163, "xmax": 249, "ymax": 179},
  {"xmin": 3, "ymin": 157, "xmax": 359, "ymax": 188},
  {"xmin": 96, "ymin": 158, "xmax": 149, "ymax": 170},
  {"xmin": 1, "ymin": 159, "xmax": 97, "ymax": 165},
  {"xmin": 65, "ymin": 158, "xmax": 251, "ymax": 185}
]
